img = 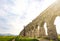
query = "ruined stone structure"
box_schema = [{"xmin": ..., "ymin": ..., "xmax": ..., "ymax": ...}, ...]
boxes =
[{"xmin": 20, "ymin": 0, "xmax": 60, "ymax": 41}]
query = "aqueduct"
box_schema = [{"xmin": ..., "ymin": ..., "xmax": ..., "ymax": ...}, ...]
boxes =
[{"xmin": 20, "ymin": 0, "xmax": 60, "ymax": 41}]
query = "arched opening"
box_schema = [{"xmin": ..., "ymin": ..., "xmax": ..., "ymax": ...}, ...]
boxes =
[
  {"xmin": 38, "ymin": 25, "xmax": 40, "ymax": 31},
  {"xmin": 39, "ymin": 21, "xmax": 47, "ymax": 37},
  {"xmin": 44, "ymin": 22, "xmax": 48, "ymax": 35},
  {"xmin": 54, "ymin": 16, "xmax": 60, "ymax": 34},
  {"xmin": 37, "ymin": 25, "xmax": 40, "ymax": 37}
]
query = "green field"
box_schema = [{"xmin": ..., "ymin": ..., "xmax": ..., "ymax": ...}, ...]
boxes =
[
  {"xmin": 0, "ymin": 35, "xmax": 60, "ymax": 41},
  {"xmin": 58, "ymin": 35, "xmax": 60, "ymax": 41},
  {"xmin": 15, "ymin": 36, "xmax": 39, "ymax": 41},
  {"xmin": 0, "ymin": 36, "xmax": 39, "ymax": 41},
  {"xmin": 0, "ymin": 36, "xmax": 15, "ymax": 41}
]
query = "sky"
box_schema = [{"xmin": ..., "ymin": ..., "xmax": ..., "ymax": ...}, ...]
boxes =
[{"xmin": 0, "ymin": 0, "xmax": 60, "ymax": 35}]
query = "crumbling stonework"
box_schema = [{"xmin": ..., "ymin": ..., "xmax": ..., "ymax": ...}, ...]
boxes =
[{"xmin": 19, "ymin": 0, "xmax": 60, "ymax": 41}]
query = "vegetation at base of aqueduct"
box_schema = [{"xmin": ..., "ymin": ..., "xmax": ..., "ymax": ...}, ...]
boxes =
[{"xmin": 0, "ymin": 35, "xmax": 60, "ymax": 41}]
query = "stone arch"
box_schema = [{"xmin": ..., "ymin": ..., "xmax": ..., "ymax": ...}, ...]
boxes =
[
  {"xmin": 39, "ymin": 21, "xmax": 46, "ymax": 37},
  {"xmin": 46, "ymin": 15, "xmax": 58, "ymax": 41},
  {"xmin": 31, "ymin": 24, "xmax": 39, "ymax": 38},
  {"xmin": 34, "ymin": 24, "xmax": 40, "ymax": 38},
  {"xmin": 30, "ymin": 25, "xmax": 36, "ymax": 37}
]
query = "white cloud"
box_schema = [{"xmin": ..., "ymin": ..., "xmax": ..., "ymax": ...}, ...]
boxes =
[{"xmin": 0, "ymin": 0, "xmax": 57, "ymax": 35}]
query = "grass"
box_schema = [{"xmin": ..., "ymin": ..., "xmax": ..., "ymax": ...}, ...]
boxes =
[
  {"xmin": 15, "ymin": 36, "xmax": 39, "ymax": 41},
  {"xmin": 58, "ymin": 35, "xmax": 60, "ymax": 41},
  {"xmin": 0, "ymin": 36, "xmax": 39, "ymax": 41},
  {"xmin": 0, "ymin": 35, "xmax": 60, "ymax": 41},
  {"xmin": 0, "ymin": 36, "xmax": 15, "ymax": 41}
]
